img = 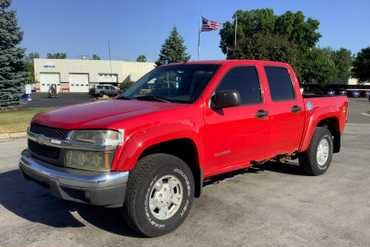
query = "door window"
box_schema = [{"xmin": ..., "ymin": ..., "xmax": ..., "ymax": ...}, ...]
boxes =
[
  {"xmin": 216, "ymin": 66, "xmax": 262, "ymax": 105},
  {"xmin": 265, "ymin": 67, "xmax": 295, "ymax": 101}
]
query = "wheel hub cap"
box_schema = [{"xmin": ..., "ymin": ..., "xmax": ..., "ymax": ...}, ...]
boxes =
[
  {"xmin": 316, "ymin": 138, "xmax": 329, "ymax": 167},
  {"xmin": 148, "ymin": 175, "xmax": 183, "ymax": 220}
]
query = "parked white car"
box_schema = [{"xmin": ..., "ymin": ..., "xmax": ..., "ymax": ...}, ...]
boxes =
[{"xmin": 91, "ymin": 84, "xmax": 120, "ymax": 97}]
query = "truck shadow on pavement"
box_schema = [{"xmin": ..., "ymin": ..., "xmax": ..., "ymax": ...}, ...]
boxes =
[
  {"xmin": 0, "ymin": 169, "xmax": 141, "ymax": 238},
  {"xmin": 0, "ymin": 161, "xmax": 303, "ymax": 237},
  {"xmin": 204, "ymin": 160, "xmax": 305, "ymax": 186},
  {"xmin": 258, "ymin": 160, "xmax": 305, "ymax": 175}
]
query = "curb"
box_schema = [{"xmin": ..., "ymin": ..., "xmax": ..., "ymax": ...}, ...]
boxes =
[{"xmin": 0, "ymin": 132, "xmax": 27, "ymax": 140}]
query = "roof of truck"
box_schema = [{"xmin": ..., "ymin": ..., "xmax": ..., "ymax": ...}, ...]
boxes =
[{"xmin": 167, "ymin": 59, "xmax": 290, "ymax": 67}]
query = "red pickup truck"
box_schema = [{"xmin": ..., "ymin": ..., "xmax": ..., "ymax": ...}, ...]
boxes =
[{"xmin": 20, "ymin": 60, "xmax": 348, "ymax": 236}]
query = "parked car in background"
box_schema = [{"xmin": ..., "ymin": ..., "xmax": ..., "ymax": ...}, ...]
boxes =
[
  {"xmin": 338, "ymin": 89, "xmax": 347, "ymax": 96},
  {"xmin": 88, "ymin": 87, "xmax": 95, "ymax": 97},
  {"xmin": 362, "ymin": 90, "xmax": 370, "ymax": 98},
  {"xmin": 327, "ymin": 89, "xmax": 336, "ymax": 96},
  {"xmin": 351, "ymin": 90, "xmax": 361, "ymax": 98},
  {"xmin": 90, "ymin": 84, "xmax": 120, "ymax": 97},
  {"xmin": 20, "ymin": 60, "xmax": 348, "ymax": 237}
]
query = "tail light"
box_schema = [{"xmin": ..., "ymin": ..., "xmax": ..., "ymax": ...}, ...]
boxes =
[{"xmin": 343, "ymin": 102, "xmax": 349, "ymax": 122}]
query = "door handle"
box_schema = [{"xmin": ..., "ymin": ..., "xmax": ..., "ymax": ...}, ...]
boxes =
[
  {"xmin": 256, "ymin": 109, "xmax": 268, "ymax": 118},
  {"xmin": 291, "ymin": 105, "xmax": 301, "ymax": 113}
]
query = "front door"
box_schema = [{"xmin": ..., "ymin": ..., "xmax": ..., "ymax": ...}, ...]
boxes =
[{"xmin": 202, "ymin": 65, "xmax": 270, "ymax": 177}]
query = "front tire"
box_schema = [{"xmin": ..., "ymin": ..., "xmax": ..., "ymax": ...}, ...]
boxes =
[
  {"xmin": 121, "ymin": 153, "xmax": 194, "ymax": 237},
  {"xmin": 299, "ymin": 127, "xmax": 333, "ymax": 176}
]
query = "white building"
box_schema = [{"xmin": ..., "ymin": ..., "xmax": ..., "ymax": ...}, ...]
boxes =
[
  {"xmin": 33, "ymin": 58, "xmax": 155, "ymax": 93},
  {"xmin": 347, "ymin": 77, "xmax": 370, "ymax": 86}
]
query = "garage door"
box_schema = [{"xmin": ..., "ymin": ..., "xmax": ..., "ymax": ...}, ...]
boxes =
[
  {"xmin": 69, "ymin": 73, "xmax": 89, "ymax": 93},
  {"xmin": 98, "ymin": 73, "xmax": 118, "ymax": 84},
  {"xmin": 39, "ymin": 73, "xmax": 60, "ymax": 92}
]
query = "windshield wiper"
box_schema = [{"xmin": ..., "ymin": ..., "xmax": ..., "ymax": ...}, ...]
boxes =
[
  {"xmin": 116, "ymin": 95, "xmax": 133, "ymax": 100},
  {"xmin": 133, "ymin": 95, "xmax": 172, "ymax": 103}
]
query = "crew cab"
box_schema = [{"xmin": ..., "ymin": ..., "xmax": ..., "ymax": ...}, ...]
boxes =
[{"xmin": 19, "ymin": 60, "xmax": 348, "ymax": 237}]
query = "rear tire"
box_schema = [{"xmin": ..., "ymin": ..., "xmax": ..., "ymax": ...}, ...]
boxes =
[
  {"xmin": 299, "ymin": 127, "xmax": 333, "ymax": 176},
  {"xmin": 121, "ymin": 153, "xmax": 194, "ymax": 237}
]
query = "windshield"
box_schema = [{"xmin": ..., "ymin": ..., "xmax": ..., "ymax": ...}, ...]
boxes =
[{"xmin": 121, "ymin": 64, "xmax": 220, "ymax": 103}]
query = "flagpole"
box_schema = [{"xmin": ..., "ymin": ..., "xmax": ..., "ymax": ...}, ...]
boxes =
[
  {"xmin": 197, "ymin": 17, "xmax": 201, "ymax": 60},
  {"xmin": 234, "ymin": 15, "xmax": 238, "ymax": 51}
]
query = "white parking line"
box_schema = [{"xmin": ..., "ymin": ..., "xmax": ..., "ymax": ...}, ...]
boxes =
[{"xmin": 361, "ymin": 112, "xmax": 370, "ymax": 117}]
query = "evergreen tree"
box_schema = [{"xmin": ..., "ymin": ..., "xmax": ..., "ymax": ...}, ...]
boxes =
[
  {"xmin": 0, "ymin": 0, "xmax": 27, "ymax": 106},
  {"xmin": 156, "ymin": 27, "xmax": 190, "ymax": 66}
]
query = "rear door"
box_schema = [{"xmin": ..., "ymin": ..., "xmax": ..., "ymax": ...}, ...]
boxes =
[
  {"xmin": 263, "ymin": 66, "xmax": 305, "ymax": 154},
  {"xmin": 202, "ymin": 65, "xmax": 270, "ymax": 175},
  {"xmin": 104, "ymin": 86, "xmax": 110, "ymax": 94}
]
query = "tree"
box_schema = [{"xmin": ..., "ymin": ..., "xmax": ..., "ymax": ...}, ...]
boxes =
[
  {"xmin": 136, "ymin": 55, "xmax": 147, "ymax": 62},
  {"xmin": 47, "ymin": 52, "xmax": 67, "ymax": 59},
  {"xmin": 156, "ymin": 27, "xmax": 190, "ymax": 66},
  {"xmin": 220, "ymin": 9, "xmax": 354, "ymax": 85},
  {"xmin": 331, "ymin": 48, "xmax": 352, "ymax": 82},
  {"xmin": 299, "ymin": 47, "xmax": 352, "ymax": 85},
  {"xmin": 91, "ymin": 54, "xmax": 101, "ymax": 60},
  {"xmin": 0, "ymin": 0, "xmax": 28, "ymax": 106},
  {"xmin": 25, "ymin": 52, "xmax": 40, "ymax": 84},
  {"xmin": 301, "ymin": 48, "xmax": 337, "ymax": 86},
  {"xmin": 220, "ymin": 9, "xmax": 321, "ymax": 81},
  {"xmin": 352, "ymin": 47, "xmax": 370, "ymax": 83}
]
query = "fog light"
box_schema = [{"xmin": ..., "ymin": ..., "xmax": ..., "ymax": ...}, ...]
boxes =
[{"xmin": 65, "ymin": 150, "xmax": 114, "ymax": 171}]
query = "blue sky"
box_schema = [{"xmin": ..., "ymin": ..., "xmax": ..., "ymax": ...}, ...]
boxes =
[{"xmin": 12, "ymin": 0, "xmax": 370, "ymax": 62}]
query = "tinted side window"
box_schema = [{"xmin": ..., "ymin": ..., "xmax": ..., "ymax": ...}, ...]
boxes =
[
  {"xmin": 216, "ymin": 67, "xmax": 262, "ymax": 105},
  {"xmin": 265, "ymin": 66, "xmax": 295, "ymax": 101}
]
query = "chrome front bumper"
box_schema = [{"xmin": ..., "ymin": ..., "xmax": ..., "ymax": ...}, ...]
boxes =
[{"xmin": 19, "ymin": 150, "xmax": 129, "ymax": 207}]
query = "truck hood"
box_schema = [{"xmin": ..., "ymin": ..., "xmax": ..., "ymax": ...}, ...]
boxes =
[{"xmin": 32, "ymin": 99, "xmax": 182, "ymax": 129}]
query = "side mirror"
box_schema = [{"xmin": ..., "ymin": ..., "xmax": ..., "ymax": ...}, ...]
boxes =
[{"xmin": 212, "ymin": 90, "xmax": 241, "ymax": 110}]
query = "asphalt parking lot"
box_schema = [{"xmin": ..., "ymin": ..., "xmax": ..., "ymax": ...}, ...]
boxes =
[
  {"xmin": 0, "ymin": 98, "xmax": 369, "ymax": 247},
  {"xmin": 348, "ymin": 97, "xmax": 370, "ymax": 124},
  {"xmin": 23, "ymin": 93, "xmax": 92, "ymax": 108}
]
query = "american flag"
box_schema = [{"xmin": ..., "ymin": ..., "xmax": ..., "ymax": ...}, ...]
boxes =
[{"xmin": 201, "ymin": 17, "xmax": 222, "ymax": 32}]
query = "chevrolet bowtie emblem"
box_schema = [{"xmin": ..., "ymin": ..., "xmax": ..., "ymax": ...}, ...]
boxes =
[{"xmin": 36, "ymin": 134, "xmax": 49, "ymax": 145}]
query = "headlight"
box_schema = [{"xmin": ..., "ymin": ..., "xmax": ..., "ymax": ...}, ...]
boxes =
[
  {"xmin": 65, "ymin": 150, "xmax": 114, "ymax": 171},
  {"xmin": 68, "ymin": 130, "xmax": 123, "ymax": 147},
  {"xmin": 65, "ymin": 130, "xmax": 123, "ymax": 171}
]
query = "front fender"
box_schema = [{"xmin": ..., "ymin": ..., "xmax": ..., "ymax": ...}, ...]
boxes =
[{"xmin": 112, "ymin": 122, "xmax": 202, "ymax": 171}]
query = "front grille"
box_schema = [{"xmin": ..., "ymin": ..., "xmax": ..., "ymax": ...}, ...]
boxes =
[
  {"xmin": 30, "ymin": 123, "xmax": 69, "ymax": 140},
  {"xmin": 28, "ymin": 139, "xmax": 64, "ymax": 166},
  {"xmin": 28, "ymin": 139, "xmax": 60, "ymax": 159}
]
